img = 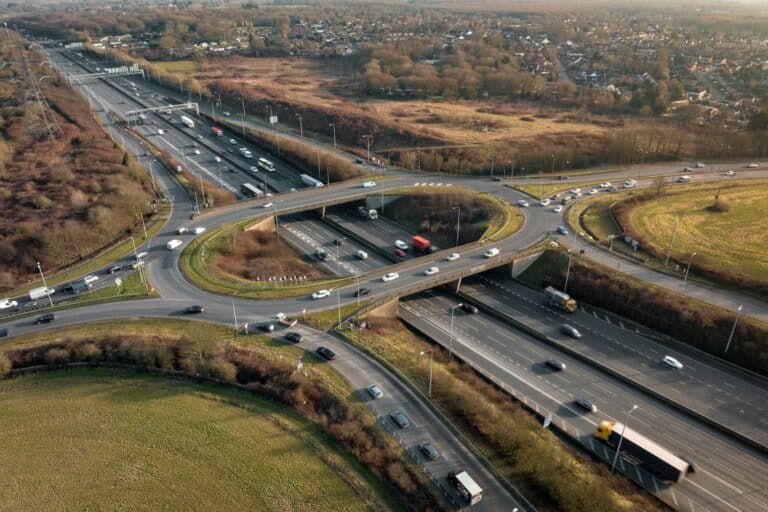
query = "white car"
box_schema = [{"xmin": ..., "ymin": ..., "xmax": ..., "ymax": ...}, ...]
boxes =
[
  {"xmin": 540, "ymin": 198, "xmax": 551, "ymax": 207},
  {"xmin": 746, "ymin": 162, "xmax": 758, "ymax": 168},
  {"xmin": 366, "ymin": 384, "xmax": 383, "ymax": 399},
  {"xmin": 553, "ymin": 205, "xmax": 563, "ymax": 213},
  {"xmin": 83, "ymin": 274, "xmax": 99, "ymax": 285},
  {"xmin": 222, "ymin": 111, "xmax": 231, "ymax": 117},
  {"xmin": 661, "ymin": 356, "xmax": 684, "ymax": 370},
  {"xmin": 587, "ymin": 188, "xmax": 599, "ymax": 195},
  {"xmin": 599, "ymin": 182, "xmax": 612, "ymax": 188},
  {"xmin": 483, "ymin": 247, "xmax": 500, "ymax": 258},
  {"xmin": 193, "ymin": 227, "xmax": 206, "ymax": 235},
  {"xmin": 695, "ymin": 162, "xmax": 706, "ymax": 168},
  {"xmin": 394, "ymin": 240, "xmax": 409, "ymax": 251},
  {"xmin": 262, "ymin": 202, "xmax": 274, "ymax": 209},
  {"xmin": 723, "ymin": 170, "xmax": 735, "ymax": 176},
  {"xmin": 157, "ymin": 129, "xmax": 164, "ymax": 135},
  {"xmin": 0, "ymin": 298, "xmax": 18, "ymax": 310},
  {"xmin": 229, "ymin": 138, "xmax": 237, "ymax": 145},
  {"xmin": 311, "ymin": 289, "xmax": 331, "ymax": 300},
  {"xmin": 382, "ymin": 272, "xmax": 400, "ymax": 282},
  {"xmin": 424, "ymin": 266, "xmax": 440, "ymax": 276},
  {"xmin": 569, "ymin": 188, "xmax": 581, "ymax": 195},
  {"xmin": 517, "ymin": 199, "xmax": 530, "ymax": 208},
  {"xmin": 193, "ymin": 149, "xmax": 201, "ymax": 155},
  {"xmin": 684, "ymin": 166, "xmax": 695, "ymax": 172},
  {"xmin": 677, "ymin": 176, "xmax": 691, "ymax": 183},
  {"xmin": 250, "ymin": 166, "xmax": 259, "ymax": 173},
  {"xmin": 445, "ymin": 253, "xmax": 460, "ymax": 262},
  {"xmin": 362, "ymin": 181, "xmax": 377, "ymax": 188},
  {"xmin": 214, "ymin": 156, "xmax": 222, "ymax": 163}
]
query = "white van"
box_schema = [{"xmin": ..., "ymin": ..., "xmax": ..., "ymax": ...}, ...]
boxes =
[
  {"xmin": 258, "ymin": 158, "xmax": 276, "ymax": 172},
  {"xmin": 356, "ymin": 250, "xmax": 368, "ymax": 260},
  {"xmin": 166, "ymin": 239, "xmax": 183, "ymax": 250}
]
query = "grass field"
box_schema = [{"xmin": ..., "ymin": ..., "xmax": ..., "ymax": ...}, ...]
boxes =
[
  {"xmin": 625, "ymin": 181, "xmax": 768, "ymax": 279},
  {"xmin": 0, "ymin": 369, "xmax": 383, "ymax": 512}
]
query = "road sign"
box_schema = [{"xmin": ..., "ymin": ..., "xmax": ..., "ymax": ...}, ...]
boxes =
[
  {"xmin": 296, "ymin": 356, "xmax": 303, "ymax": 371},
  {"xmin": 269, "ymin": 115, "xmax": 278, "ymax": 125},
  {"xmin": 115, "ymin": 277, "xmax": 123, "ymax": 288},
  {"xmin": 543, "ymin": 414, "xmax": 552, "ymax": 429}
]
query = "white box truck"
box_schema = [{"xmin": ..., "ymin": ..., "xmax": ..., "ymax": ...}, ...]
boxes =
[
  {"xmin": 166, "ymin": 239, "xmax": 183, "ymax": 250},
  {"xmin": 29, "ymin": 286, "xmax": 55, "ymax": 301},
  {"xmin": 180, "ymin": 115, "xmax": 195, "ymax": 129}
]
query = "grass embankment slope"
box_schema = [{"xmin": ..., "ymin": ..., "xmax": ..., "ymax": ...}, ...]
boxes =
[
  {"xmin": 335, "ymin": 319, "xmax": 659, "ymax": 512},
  {"xmin": 181, "ymin": 216, "xmax": 351, "ymax": 299},
  {"xmin": 0, "ymin": 370, "xmax": 377, "ymax": 512},
  {"xmin": 622, "ymin": 181, "xmax": 768, "ymax": 286},
  {"xmin": 570, "ymin": 179, "xmax": 768, "ymax": 296}
]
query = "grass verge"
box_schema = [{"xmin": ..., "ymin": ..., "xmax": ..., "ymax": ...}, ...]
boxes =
[
  {"xmin": 511, "ymin": 181, "xmax": 604, "ymax": 200},
  {"xmin": 0, "ymin": 369, "xmax": 382, "ymax": 512},
  {"xmin": 180, "ymin": 215, "xmax": 352, "ymax": 299},
  {"xmin": 481, "ymin": 192, "xmax": 525, "ymax": 242},
  {"xmin": 334, "ymin": 319, "xmax": 659, "ymax": 512},
  {"xmin": 155, "ymin": 60, "xmax": 202, "ymax": 74}
]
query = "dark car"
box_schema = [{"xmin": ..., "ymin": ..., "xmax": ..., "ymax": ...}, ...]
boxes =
[
  {"xmin": 491, "ymin": 176, "xmax": 502, "ymax": 182},
  {"xmin": 419, "ymin": 442, "xmax": 440, "ymax": 461},
  {"xmin": 355, "ymin": 157, "xmax": 364, "ymax": 164},
  {"xmin": 575, "ymin": 398, "xmax": 597, "ymax": 413},
  {"xmin": 285, "ymin": 332, "xmax": 303, "ymax": 343},
  {"xmin": 35, "ymin": 313, "xmax": 56, "ymax": 324},
  {"xmin": 0, "ymin": 328, "xmax": 10, "ymax": 338},
  {"xmin": 315, "ymin": 250, "xmax": 329, "ymax": 261},
  {"xmin": 354, "ymin": 287, "xmax": 371, "ymax": 297},
  {"xmin": 316, "ymin": 346, "xmax": 336, "ymax": 361},
  {"xmin": 461, "ymin": 303, "xmax": 479, "ymax": 314},
  {"xmin": 560, "ymin": 324, "xmax": 582, "ymax": 339},
  {"xmin": 334, "ymin": 238, "xmax": 344, "ymax": 246},
  {"xmin": 394, "ymin": 248, "xmax": 406, "ymax": 258},
  {"xmin": 185, "ymin": 305, "xmax": 205, "ymax": 314},
  {"xmin": 389, "ymin": 410, "xmax": 410, "ymax": 429},
  {"xmin": 545, "ymin": 359, "xmax": 567, "ymax": 371},
  {"xmin": 107, "ymin": 265, "xmax": 123, "ymax": 274},
  {"xmin": 260, "ymin": 323, "xmax": 275, "ymax": 333},
  {"xmin": 558, "ymin": 175, "xmax": 571, "ymax": 180}
]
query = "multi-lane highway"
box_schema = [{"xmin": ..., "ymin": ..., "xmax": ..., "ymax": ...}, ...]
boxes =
[
  {"xmin": 2, "ymin": 45, "xmax": 765, "ymax": 511},
  {"xmin": 400, "ymin": 291, "xmax": 768, "ymax": 512}
]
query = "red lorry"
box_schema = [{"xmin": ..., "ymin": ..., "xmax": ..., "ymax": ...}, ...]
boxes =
[
  {"xmin": 411, "ymin": 235, "xmax": 432, "ymax": 254},
  {"xmin": 211, "ymin": 126, "xmax": 223, "ymax": 136}
]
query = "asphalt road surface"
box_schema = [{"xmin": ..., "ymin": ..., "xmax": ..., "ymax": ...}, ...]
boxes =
[{"xmin": 400, "ymin": 291, "xmax": 768, "ymax": 512}]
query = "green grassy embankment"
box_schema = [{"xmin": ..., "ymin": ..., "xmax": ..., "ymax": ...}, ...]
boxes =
[{"xmin": 0, "ymin": 369, "xmax": 380, "ymax": 512}]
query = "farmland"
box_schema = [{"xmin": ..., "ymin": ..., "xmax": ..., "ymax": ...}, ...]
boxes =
[{"xmin": 0, "ymin": 370, "xmax": 381, "ymax": 512}]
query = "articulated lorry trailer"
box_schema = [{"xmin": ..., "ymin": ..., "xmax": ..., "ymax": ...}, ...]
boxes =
[
  {"xmin": 544, "ymin": 286, "xmax": 577, "ymax": 313},
  {"xmin": 594, "ymin": 420, "xmax": 692, "ymax": 483}
]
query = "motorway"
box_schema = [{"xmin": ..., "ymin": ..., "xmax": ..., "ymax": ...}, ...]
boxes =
[
  {"xmin": 400, "ymin": 291, "xmax": 768, "ymax": 512},
  {"xmin": 1, "ymin": 45, "xmax": 765, "ymax": 511}
]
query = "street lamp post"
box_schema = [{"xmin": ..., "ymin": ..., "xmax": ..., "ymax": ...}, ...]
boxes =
[
  {"xmin": 453, "ymin": 206, "xmax": 461, "ymax": 247},
  {"xmin": 362, "ymin": 134, "xmax": 371, "ymax": 161},
  {"xmin": 329, "ymin": 123, "xmax": 336, "ymax": 149},
  {"xmin": 681, "ymin": 252, "xmax": 696, "ymax": 293},
  {"xmin": 564, "ymin": 249, "xmax": 573, "ymax": 293},
  {"xmin": 420, "ymin": 350, "xmax": 434, "ymax": 397},
  {"xmin": 724, "ymin": 305, "xmax": 743, "ymax": 354},
  {"xmin": 448, "ymin": 303, "xmax": 463, "ymax": 360},
  {"xmin": 665, "ymin": 217, "xmax": 680, "ymax": 267},
  {"xmin": 273, "ymin": 202, "xmax": 280, "ymax": 241},
  {"xmin": 336, "ymin": 237, "xmax": 346, "ymax": 273},
  {"xmin": 239, "ymin": 97, "xmax": 246, "ymax": 139},
  {"xmin": 611, "ymin": 404, "xmax": 639, "ymax": 474},
  {"xmin": 295, "ymin": 113, "xmax": 303, "ymax": 137},
  {"xmin": 36, "ymin": 261, "xmax": 54, "ymax": 307}
]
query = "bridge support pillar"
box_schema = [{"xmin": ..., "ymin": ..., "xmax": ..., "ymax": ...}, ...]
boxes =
[
  {"xmin": 320, "ymin": 205, "xmax": 326, "ymax": 219},
  {"xmin": 454, "ymin": 277, "xmax": 462, "ymax": 293}
]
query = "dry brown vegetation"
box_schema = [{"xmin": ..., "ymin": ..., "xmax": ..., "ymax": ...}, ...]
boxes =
[
  {"xmin": 385, "ymin": 189, "xmax": 497, "ymax": 247},
  {"xmin": 213, "ymin": 228, "xmax": 325, "ymax": 282},
  {"xmin": 0, "ymin": 34, "xmax": 154, "ymax": 291},
  {"xmin": 522, "ymin": 249, "xmax": 768, "ymax": 376}
]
